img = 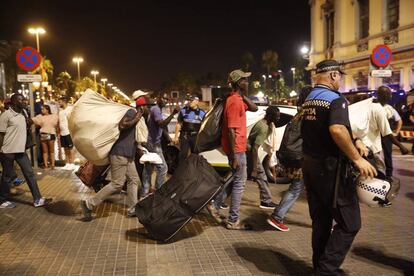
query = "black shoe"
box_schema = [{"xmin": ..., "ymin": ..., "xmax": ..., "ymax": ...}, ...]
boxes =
[
  {"xmin": 80, "ymin": 200, "xmax": 92, "ymax": 222},
  {"xmin": 259, "ymin": 201, "xmax": 278, "ymax": 209}
]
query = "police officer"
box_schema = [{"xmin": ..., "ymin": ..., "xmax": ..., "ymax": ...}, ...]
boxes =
[
  {"xmin": 301, "ymin": 60, "xmax": 377, "ymax": 275},
  {"xmin": 173, "ymin": 95, "xmax": 206, "ymax": 162}
]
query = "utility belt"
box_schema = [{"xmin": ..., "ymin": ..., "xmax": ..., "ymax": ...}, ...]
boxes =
[
  {"xmin": 181, "ymin": 131, "xmax": 198, "ymax": 137},
  {"xmin": 304, "ymin": 154, "xmax": 355, "ymax": 208}
]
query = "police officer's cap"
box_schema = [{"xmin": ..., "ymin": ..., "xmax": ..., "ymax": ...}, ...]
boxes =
[{"xmin": 315, "ymin": 60, "xmax": 346, "ymax": 75}]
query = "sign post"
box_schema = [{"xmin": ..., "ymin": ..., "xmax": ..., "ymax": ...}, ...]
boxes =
[
  {"xmin": 370, "ymin": 44, "xmax": 393, "ymax": 78},
  {"xmin": 16, "ymin": 46, "xmax": 42, "ymax": 170}
]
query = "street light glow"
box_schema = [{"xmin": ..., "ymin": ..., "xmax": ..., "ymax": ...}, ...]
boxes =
[
  {"xmin": 91, "ymin": 70, "xmax": 99, "ymax": 75},
  {"xmin": 291, "ymin": 67, "xmax": 296, "ymax": 72},
  {"xmin": 28, "ymin": 27, "xmax": 46, "ymax": 34},
  {"xmin": 300, "ymin": 46, "xmax": 309, "ymax": 54},
  {"xmin": 73, "ymin": 57, "xmax": 84, "ymax": 63}
]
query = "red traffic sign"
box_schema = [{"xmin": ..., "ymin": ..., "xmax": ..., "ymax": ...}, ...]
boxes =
[
  {"xmin": 16, "ymin": 46, "xmax": 42, "ymax": 72},
  {"xmin": 371, "ymin": 45, "xmax": 392, "ymax": 68}
]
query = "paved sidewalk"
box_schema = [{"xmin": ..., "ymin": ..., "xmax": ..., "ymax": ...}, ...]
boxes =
[{"xmin": 0, "ymin": 154, "xmax": 413, "ymax": 275}]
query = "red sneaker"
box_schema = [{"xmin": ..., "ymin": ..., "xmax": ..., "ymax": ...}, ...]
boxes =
[{"xmin": 267, "ymin": 216, "xmax": 290, "ymax": 232}]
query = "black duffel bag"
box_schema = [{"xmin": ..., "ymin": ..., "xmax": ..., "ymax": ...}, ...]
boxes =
[
  {"xmin": 136, "ymin": 154, "xmax": 229, "ymax": 242},
  {"xmin": 194, "ymin": 98, "xmax": 224, "ymax": 153}
]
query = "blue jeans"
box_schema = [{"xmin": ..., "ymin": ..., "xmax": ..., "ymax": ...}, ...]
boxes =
[
  {"xmin": 272, "ymin": 178, "xmax": 304, "ymax": 221},
  {"xmin": 0, "ymin": 153, "xmax": 42, "ymax": 202},
  {"xmin": 214, "ymin": 152, "xmax": 247, "ymax": 223},
  {"xmin": 141, "ymin": 143, "xmax": 168, "ymax": 197}
]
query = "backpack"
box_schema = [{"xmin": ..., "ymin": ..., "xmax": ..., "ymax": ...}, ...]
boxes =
[{"xmin": 277, "ymin": 111, "xmax": 303, "ymax": 168}]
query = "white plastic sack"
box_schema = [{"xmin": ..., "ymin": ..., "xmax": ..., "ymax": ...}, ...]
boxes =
[
  {"xmin": 138, "ymin": 146, "xmax": 163, "ymax": 164},
  {"xmin": 68, "ymin": 89, "xmax": 131, "ymax": 165}
]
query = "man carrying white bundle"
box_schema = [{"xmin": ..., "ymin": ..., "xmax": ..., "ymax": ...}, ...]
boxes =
[{"xmin": 80, "ymin": 107, "xmax": 143, "ymax": 221}]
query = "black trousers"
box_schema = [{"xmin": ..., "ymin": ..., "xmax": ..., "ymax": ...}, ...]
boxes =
[
  {"xmin": 303, "ymin": 156, "xmax": 361, "ymax": 276},
  {"xmin": 381, "ymin": 136, "xmax": 393, "ymax": 177},
  {"xmin": 179, "ymin": 133, "xmax": 197, "ymax": 163}
]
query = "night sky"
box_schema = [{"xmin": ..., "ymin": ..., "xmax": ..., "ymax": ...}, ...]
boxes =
[{"xmin": 1, "ymin": 0, "xmax": 310, "ymax": 94}]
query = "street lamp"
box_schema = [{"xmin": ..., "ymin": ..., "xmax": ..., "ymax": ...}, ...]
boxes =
[
  {"xmin": 28, "ymin": 27, "xmax": 46, "ymax": 52},
  {"xmin": 291, "ymin": 67, "xmax": 296, "ymax": 90},
  {"xmin": 300, "ymin": 44, "xmax": 310, "ymax": 60},
  {"xmin": 90, "ymin": 70, "xmax": 99, "ymax": 88},
  {"xmin": 72, "ymin": 57, "xmax": 84, "ymax": 81},
  {"xmin": 300, "ymin": 46, "xmax": 309, "ymax": 55}
]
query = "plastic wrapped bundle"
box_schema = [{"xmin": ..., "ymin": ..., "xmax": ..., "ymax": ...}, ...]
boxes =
[{"xmin": 68, "ymin": 89, "xmax": 131, "ymax": 165}]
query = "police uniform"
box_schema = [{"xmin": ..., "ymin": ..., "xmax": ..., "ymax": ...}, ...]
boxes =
[
  {"xmin": 178, "ymin": 106, "xmax": 206, "ymax": 161},
  {"xmin": 301, "ymin": 84, "xmax": 361, "ymax": 275}
]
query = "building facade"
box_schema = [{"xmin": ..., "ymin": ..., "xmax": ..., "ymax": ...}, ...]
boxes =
[{"xmin": 309, "ymin": 0, "xmax": 414, "ymax": 92}]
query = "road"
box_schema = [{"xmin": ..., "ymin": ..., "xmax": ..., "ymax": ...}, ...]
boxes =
[{"xmin": 0, "ymin": 149, "xmax": 413, "ymax": 275}]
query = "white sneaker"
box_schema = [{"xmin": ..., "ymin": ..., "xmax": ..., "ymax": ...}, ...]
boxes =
[
  {"xmin": 61, "ymin": 164, "xmax": 72, "ymax": 170},
  {"xmin": 0, "ymin": 201, "xmax": 16, "ymax": 209}
]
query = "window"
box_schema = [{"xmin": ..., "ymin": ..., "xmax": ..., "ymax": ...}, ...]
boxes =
[
  {"xmin": 322, "ymin": 0, "xmax": 335, "ymax": 50},
  {"xmin": 358, "ymin": 0, "xmax": 369, "ymax": 39},
  {"xmin": 386, "ymin": 0, "xmax": 399, "ymax": 30}
]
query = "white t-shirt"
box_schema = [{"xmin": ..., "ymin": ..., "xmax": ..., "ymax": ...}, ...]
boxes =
[
  {"xmin": 0, "ymin": 109, "xmax": 27, "ymax": 153},
  {"xmin": 59, "ymin": 106, "xmax": 73, "ymax": 136},
  {"xmin": 383, "ymin": 104, "xmax": 401, "ymax": 122},
  {"xmin": 361, "ymin": 102, "xmax": 392, "ymax": 154}
]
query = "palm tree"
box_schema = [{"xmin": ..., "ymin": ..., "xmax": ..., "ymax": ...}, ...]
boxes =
[
  {"xmin": 262, "ymin": 50, "xmax": 279, "ymax": 75},
  {"xmin": 242, "ymin": 51, "xmax": 254, "ymax": 71},
  {"xmin": 56, "ymin": 71, "xmax": 75, "ymax": 98},
  {"xmin": 33, "ymin": 57, "xmax": 54, "ymax": 83}
]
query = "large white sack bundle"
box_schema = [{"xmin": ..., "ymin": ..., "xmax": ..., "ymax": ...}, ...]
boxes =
[
  {"xmin": 68, "ymin": 89, "xmax": 131, "ymax": 165},
  {"xmin": 349, "ymin": 97, "xmax": 372, "ymax": 140}
]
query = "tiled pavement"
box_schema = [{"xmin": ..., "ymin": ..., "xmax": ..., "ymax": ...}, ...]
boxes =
[{"xmin": 0, "ymin": 153, "xmax": 413, "ymax": 275}]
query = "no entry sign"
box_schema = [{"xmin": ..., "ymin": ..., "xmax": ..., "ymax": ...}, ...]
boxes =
[
  {"xmin": 371, "ymin": 45, "xmax": 392, "ymax": 68},
  {"xmin": 16, "ymin": 46, "xmax": 42, "ymax": 72}
]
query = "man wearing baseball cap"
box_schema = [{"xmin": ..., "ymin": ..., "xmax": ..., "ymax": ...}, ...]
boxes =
[
  {"xmin": 132, "ymin": 90, "xmax": 148, "ymax": 101},
  {"xmin": 207, "ymin": 69, "xmax": 258, "ymax": 230}
]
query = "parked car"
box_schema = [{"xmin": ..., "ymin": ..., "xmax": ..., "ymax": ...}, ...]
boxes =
[{"xmin": 162, "ymin": 104, "xmax": 298, "ymax": 183}]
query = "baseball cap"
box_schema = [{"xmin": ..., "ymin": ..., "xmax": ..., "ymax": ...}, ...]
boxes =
[
  {"xmin": 315, "ymin": 60, "xmax": 346, "ymax": 75},
  {"xmin": 132, "ymin": 90, "xmax": 148, "ymax": 100},
  {"xmin": 228, "ymin": 69, "xmax": 251, "ymax": 83}
]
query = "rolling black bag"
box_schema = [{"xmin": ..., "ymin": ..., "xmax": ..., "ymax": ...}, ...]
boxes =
[{"xmin": 136, "ymin": 154, "xmax": 231, "ymax": 242}]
